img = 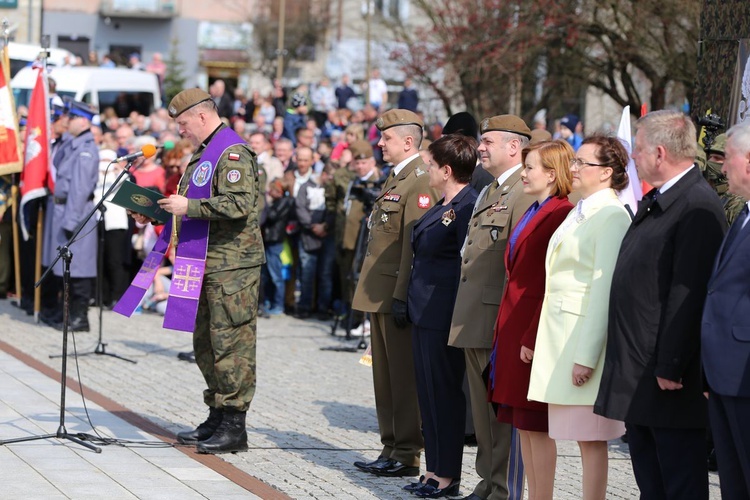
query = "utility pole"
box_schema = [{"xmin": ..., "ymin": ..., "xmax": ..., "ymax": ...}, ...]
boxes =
[{"xmin": 275, "ymin": 0, "xmax": 287, "ymax": 83}]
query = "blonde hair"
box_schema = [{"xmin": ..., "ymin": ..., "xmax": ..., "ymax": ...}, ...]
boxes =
[{"xmin": 522, "ymin": 140, "xmax": 574, "ymax": 197}]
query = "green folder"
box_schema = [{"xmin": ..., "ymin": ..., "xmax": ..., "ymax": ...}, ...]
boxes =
[{"xmin": 109, "ymin": 181, "xmax": 169, "ymax": 224}]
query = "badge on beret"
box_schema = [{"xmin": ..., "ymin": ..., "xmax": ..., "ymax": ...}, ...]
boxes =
[
  {"xmin": 418, "ymin": 194, "xmax": 430, "ymax": 209},
  {"xmin": 227, "ymin": 169, "xmax": 241, "ymax": 183},
  {"xmin": 376, "ymin": 117, "xmax": 384, "ymax": 129},
  {"xmin": 192, "ymin": 160, "xmax": 213, "ymax": 187},
  {"xmin": 481, "ymin": 118, "xmax": 490, "ymax": 132},
  {"xmin": 168, "ymin": 105, "xmax": 177, "ymax": 115}
]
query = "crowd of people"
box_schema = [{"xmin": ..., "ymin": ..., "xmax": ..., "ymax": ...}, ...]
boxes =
[{"xmin": 1, "ymin": 70, "xmax": 749, "ymax": 498}]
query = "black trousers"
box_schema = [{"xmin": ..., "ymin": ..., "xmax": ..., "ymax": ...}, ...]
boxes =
[
  {"xmin": 709, "ymin": 390, "xmax": 750, "ymax": 500},
  {"xmin": 626, "ymin": 422, "xmax": 708, "ymax": 500},
  {"xmin": 412, "ymin": 324, "xmax": 466, "ymax": 477},
  {"xmin": 101, "ymin": 228, "xmax": 131, "ymax": 305}
]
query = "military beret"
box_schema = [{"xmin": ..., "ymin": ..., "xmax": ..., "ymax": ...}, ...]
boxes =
[
  {"xmin": 479, "ymin": 114, "xmax": 532, "ymax": 139},
  {"xmin": 529, "ymin": 129, "xmax": 552, "ymax": 145},
  {"xmin": 706, "ymin": 133, "xmax": 726, "ymax": 155},
  {"xmin": 349, "ymin": 139, "xmax": 374, "ymax": 159},
  {"xmin": 443, "ymin": 111, "xmax": 478, "ymax": 139},
  {"xmin": 66, "ymin": 99, "xmax": 97, "ymax": 121},
  {"xmin": 376, "ymin": 109, "xmax": 424, "ymax": 131},
  {"xmin": 168, "ymin": 88, "xmax": 213, "ymax": 118}
]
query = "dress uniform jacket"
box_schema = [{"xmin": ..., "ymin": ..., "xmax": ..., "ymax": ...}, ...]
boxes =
[
  {"xmin": 448, "ymin": 168, "xmax": 536, "ymax": 348},
  {"xmin": 352, "ymin": 156, "xmax": 439, "ymax": 312},
  {"xmin": 528, "ymin": 190, "xmax": 630, "ymax": 406},
  {"xmin": 488, "ymin": 196, "xmax": 573, "ymax": 411},
  {"xmin": 594, "ymin": 168, "xmax": 726, "ymax": 428},
  {"xmin": 45, "ymin": 130, "xmax": 99, "ymax": 278}
]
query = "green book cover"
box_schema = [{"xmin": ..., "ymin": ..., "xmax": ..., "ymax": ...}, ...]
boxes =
[{"xmin": 109, "ymin": 181, "xmax": 169, "ymax": 224}]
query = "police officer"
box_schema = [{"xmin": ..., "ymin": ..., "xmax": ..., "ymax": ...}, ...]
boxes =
[
  {"xmin": 352, "ymin": 109, "xmax": 439, "ymax": 477},
  {"xmin": 131, "ymin": 88, "xmax": 264, "ymax": 454},
  {"xmin": 41, "ymin": 100, "xmax": 100, "ymax": 332},
  {"xmin": 703, "ymin": 133, "xmax": 746, "ymax": 225}
]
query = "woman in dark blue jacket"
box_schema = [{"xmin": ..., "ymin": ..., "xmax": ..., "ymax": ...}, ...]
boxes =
[{"xmin": 405, "ymin": 134, "xmax": 478, "ymax": 497}]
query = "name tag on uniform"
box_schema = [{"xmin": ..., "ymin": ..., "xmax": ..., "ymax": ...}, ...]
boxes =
[{"xmin": 384, "ymin": 193, "xmax": 401, "ymax": 202}]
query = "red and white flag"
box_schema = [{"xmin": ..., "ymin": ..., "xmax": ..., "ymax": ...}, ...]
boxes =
[
  {"xmin": 0, "ymin": 45, "xmax": 23, "ymax": 175},
  {"xmin": 19, "ymin": 68, "xmax": 51, "ymax": 240}
]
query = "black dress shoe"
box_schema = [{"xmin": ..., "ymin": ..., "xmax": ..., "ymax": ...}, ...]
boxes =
[
  {"xmin": 403, "ymin": 475, "xmax": 426, "ymax": 491},
  {"xmin": 368, "ymin": 458, "xmax": 420, "ymax": 477},
  {"xmin": 415, "ymin": 478, "xmax": 460, "ymax": 498},
  {"xmin": 353, "ymin": 455, "xmax": 388, "ymax": 472}
]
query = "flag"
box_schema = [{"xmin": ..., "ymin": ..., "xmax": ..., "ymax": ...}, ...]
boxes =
[
  {"xmin": 616, "ymin": 106, "xmax": 643, "ymax": 215},
  {"xmin": 18, "ymin": 68, "xmax": 51, "ymax": 240},
  {"xmin": 639, "ymin": 102, "xmax": 653, "ymax": 194},
  {"xmin": 0, "ymin": 44, "xmax": 23, "ymax": 175}
]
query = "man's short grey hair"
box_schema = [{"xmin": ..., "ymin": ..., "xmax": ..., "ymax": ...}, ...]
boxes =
[
  {"xmin": 501, "ymin": 131, "xmax": 530, "ymax": 149},
  {"xmin": 727, "ymin": 120, "xmax": 750, "ymax": 156},
  {"xmin": 635, "ymin": 110, "xmax": 697, "ymax": 161},
  {"xmin": 393, "ymin": 124, "xmax": 423, "ymax": 150}
]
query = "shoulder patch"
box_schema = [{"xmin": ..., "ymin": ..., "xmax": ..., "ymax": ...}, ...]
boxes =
[
  {"xmin": 415, "ymin": 168, "xmax": 427, "ymax": 177},
  {"xmin": 228, "ymin": 153, "xmax": 240, "ymax": 161},
  {"xmin": 227, "ymin": 169, "xmax": 241, "ymax": 183},
  {"xmin": 418, "ymin": 194, "xmax": 431, "ymax": 209}
]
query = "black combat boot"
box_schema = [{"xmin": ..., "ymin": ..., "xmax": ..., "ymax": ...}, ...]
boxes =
[
  {"xmin": 55, "ymin": 300, "xmax": 90, "ymax": 332},
  {"xmin": 195, "ymin": 409, "xmax": 248, "ymax": 454},
  {"xmin": 39, "ymin": 307, "xmax": 63, "ymax": 327},
  {"xmin": 176, "ymin": 407, "xmax": 223, "ymax": 444}
]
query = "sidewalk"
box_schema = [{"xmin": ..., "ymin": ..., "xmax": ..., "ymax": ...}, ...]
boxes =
[{"xmin": 0, "ymin": 300, "xmax": 722, "ymax": 499}]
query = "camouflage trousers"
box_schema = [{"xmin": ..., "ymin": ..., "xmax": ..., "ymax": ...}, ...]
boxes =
[{"xmin": 194, "ymin": 266, "xmax": 260, "ymax": 412}]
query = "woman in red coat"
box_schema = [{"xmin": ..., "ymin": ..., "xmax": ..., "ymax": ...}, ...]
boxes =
[{"xmin": 489, "ymin": 140, "xmax": 574, "ymax": 500}]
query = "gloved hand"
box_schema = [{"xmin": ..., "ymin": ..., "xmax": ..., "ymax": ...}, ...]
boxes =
[{"xmin": 391, "ymin": 299, "xmax": 410, "ymax": 329}]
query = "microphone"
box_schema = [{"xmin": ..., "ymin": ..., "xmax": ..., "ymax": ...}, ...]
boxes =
[{"xmin": 116, "ymin": 144, "xmax": 158, "ymax": 163}]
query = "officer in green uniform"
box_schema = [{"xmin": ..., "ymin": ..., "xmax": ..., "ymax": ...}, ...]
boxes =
[
  {"xmin": 133, "ymin": 88, "xmax": 264, "ymax": 454},
  {"xmin": 703, "ymin": 133, "xmax": 746, "ymax": 225}
]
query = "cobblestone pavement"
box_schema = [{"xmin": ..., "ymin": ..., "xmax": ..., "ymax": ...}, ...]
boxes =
[{"xmin": 0, "ymin": 300, "xmax": 722, "ymax": 498}]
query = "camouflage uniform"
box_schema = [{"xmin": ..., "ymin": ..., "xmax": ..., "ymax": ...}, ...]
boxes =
[
  {"xmin": 178, "ymin": 123, "xmax": 265, "ymax": 412},
  {"xmin": 702, "ymin": 134, "xmax": 747, "ymax": 226}
]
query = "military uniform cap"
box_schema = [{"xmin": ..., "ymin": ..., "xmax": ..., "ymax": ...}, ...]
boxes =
[
  {"xmin": 479, "ymin": 114, "xmax": 532, "ymax": 139},
  {"xmin": 376, "ymin": 109, "xmax": 423, "ymax": 131},
  {"xmin": 349, "ymin": 140, "xmax": 374, "ymax": 159},
  {"xmin": 168, "ymin": 88, "xmax": 213, "ymax": 118},
  {"xmin": 529, "ymin": 129, "xmax": 552, "ymax": 144},
  {"xmin": 66, "ymin": 99, "xmax": 97, "ymax": 121},
  {"xmin": 706, "ymin": 133, "xmax": 727, "ymax": 155}
]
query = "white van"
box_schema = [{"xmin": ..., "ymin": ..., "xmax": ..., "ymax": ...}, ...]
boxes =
[
  {"xmin": 11, "ymin": 66, "xmax": 162, "ymax": 117},
  {"xmin": 7, "ymin": 42, "xmax": 75, "ymax": 78}
]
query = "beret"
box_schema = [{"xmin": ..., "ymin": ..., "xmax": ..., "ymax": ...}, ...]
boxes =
[
  {"xmin": 479, "ymin": 114, "xmax": 531, "ymax": 139},
  {"xmin": 442, "ymin": 111, "xmax": 478, "ymax": 139},
  {"xmin": 376, "ymin": 109, "xmax": 424, "ymax": 131},
  {"xmin": 349, "ymin": 139, "xmax": 374, "ymax": 159},
  {"xmin": 168, "ymin": 88, "xmax": 212, "ymax": 118},
  {"xmin": 529, "ymin": 129, "xmax": 552, "ymax": 145}
]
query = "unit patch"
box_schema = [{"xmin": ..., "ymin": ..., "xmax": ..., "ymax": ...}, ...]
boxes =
[
  {"xmin": 418, "ymin": 194, "xmax": 430, "ymax": 209},
  {"xmin": 227, "ymin": 169, "xmax": 241, "ymax": 183}
]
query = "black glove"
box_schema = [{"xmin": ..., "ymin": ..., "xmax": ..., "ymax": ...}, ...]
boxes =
[{"xmin": 391, "ymin": 299, "xmax": 410, "ymax": 329}]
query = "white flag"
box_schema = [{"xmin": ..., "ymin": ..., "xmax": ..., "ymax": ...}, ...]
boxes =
[{"xmin": 616, "ymin": 106, "xmax": 642, "ymax": 215}]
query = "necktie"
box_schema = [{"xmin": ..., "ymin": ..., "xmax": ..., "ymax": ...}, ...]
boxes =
[
  {"xmin": 484, "ymin": 180, "xmax": 499, "ymax": 202},
  {"xmin": 721, "ymin": 204, "xmax": 750, "ymax": 260}
]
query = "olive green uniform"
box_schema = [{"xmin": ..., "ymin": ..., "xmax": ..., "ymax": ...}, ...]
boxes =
[{"xmin": 178, "ymin": 124, "xmax": 265, "ymax": 412}]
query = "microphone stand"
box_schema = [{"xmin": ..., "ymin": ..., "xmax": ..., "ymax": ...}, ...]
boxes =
[{"xmin": 0, "ymin": 158, "xmax": 141, "ymax": 453}]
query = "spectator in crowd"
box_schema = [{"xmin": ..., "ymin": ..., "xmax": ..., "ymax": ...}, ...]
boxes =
[
  {"xmin": 261, "ymin": 179, "xmax": 295, "ymax": 316},
  {"xmin": 273, "ymin": 138, "xmax": 295, "ymax": 172},
  {"xmin": 271, "ymin": 79, "xmax": 287, "ymax": 117},
  {"xmin": 397, "ymin": 78, "xmax": 419, "ymax": 113},
  {"xmin": 249, "ymin": 132, "xmax": 284, "ymax": 199},
  {"xmin": 283, "ymin": 93, "xmax": 309, "ymax": 146},
  {"xmin": 162, "ymin": 147, "xmax": 187, "ymax": 197},
  {"xmin": 489, "ymin": 140, "xmax": 573, "ymax": 500},
  {"xmin": 331, "ymin": 123, "xmax": 364, "ymax": 162},
  {"xmin": 701, "ymin": 120, "xmax": 750, "ymax": 500},
  {"xmin": 335, "ymin": 74, "xmax": 357, "ymax": 110},
  {"xmin": 209, "ymin": 79, "xmax": 235, "ymax": 120},
  {"xmin": 129, "ymin": 53, "xmax": 145, "ymax": 71},
  {"xmin": 528, "ymin": 136, "xmax": 632, "ymax": 500},
  {"xmin": 367, "ymin": 68, "xmax": 388, "ymax": 111},
  {"xmin": 311, "ymin": 77, "xmax": 336, "ymax": 128},
  {"xmin": 114, "ymin": 124, "xmax": 135, "ymax": 158},
  {"xmin": 270, "ymin": 116, "xmax": 285, "ymax": 145},
  {"xmin": 559, "ymin": 114, "xmax": 583, "ymax": 151},
  {"xmin": 404, "ymin": 135, "xmax": 478, "ymax": 497},
  {"xmin": 258, "ymin": 95, "xmax": 277, "ymax": 125},
  {"xmin": 131, "ymin": 135, "xmax": 165, "ymax": 193},
  {"xmin": 595, "ymin": 110, "xmax": 727, "ymax": 499},
  {"xmin": 296, "ymin": 126, "xmax": 316, "ymax": 150},
  {"xmin": 100, "ymin": 53, "xmax": 116, "ymax": 68}
]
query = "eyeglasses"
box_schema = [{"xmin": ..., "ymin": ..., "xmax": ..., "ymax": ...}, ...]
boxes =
[{"xmin": 569, "ymin": 158, "xmax": 609, "ymax": 169}]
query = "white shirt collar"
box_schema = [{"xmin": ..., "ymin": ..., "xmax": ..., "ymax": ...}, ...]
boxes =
[
  {"xmin": 497, "ymin": 164, "xmax": 523, "ymax": 187},
  {"xmin": 658, "ymin": 165, "xmax": 694, "ymax": 194},
  {"xmin": 392, "ymin": 152, "xmax": 421, "ymax": 176},
  {"xmin": 579, "ymin": 187, "xmax": 616, "ymax": 213}
]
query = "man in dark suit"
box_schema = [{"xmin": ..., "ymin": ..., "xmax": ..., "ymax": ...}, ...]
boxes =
[
  {"xmin": 352, "ymin": 109, "xmax": 440, "ymax": 477},
  {"xmin": 701, "ymin": 120, "xmax": 750, "ymax": 499},
  {"xmin": 595, "ymin": 110, "xmax": 727, "ymax": 499}
]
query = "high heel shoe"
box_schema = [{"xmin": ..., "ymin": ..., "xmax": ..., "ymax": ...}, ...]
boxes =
[
  {"xmin": 403, "ymin": 475, "xmax": 426, "ymax": 492},
  {"xmin": 414, "ymin": 477, "xmax": 460, "ymax": 498}
]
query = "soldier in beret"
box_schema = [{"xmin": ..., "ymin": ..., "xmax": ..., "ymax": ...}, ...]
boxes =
[
  {"xmin": 130, "ymin": 88, "xmax": 264, "ymax": 454},
  {"xmin": 352, "ymin": 109, "xmax": 439, "ymax": 478},
  {"xmin": 448, "ymin": 115, "xmax": 537, "ymax": 500}
]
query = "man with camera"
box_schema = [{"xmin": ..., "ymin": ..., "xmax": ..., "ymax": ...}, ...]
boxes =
[{"xmin": 352, "ymin": 109, "xmax": 439, "ymax": 478}]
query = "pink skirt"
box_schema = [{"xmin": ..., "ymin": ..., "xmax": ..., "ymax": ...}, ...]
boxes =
[{"xmin": 548, "ymin": 404, "xmax": 625, "ymax": 441}]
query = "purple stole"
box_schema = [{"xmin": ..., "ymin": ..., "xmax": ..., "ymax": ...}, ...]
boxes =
[{"xmin": 114, "ymin": 128, "xmax": 245, "ymax": 332}]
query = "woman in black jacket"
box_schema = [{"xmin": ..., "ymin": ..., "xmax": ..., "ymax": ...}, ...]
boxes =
[{"xmin": 261, "ymin": 179, "xmax": 294, "ymax": 315}]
